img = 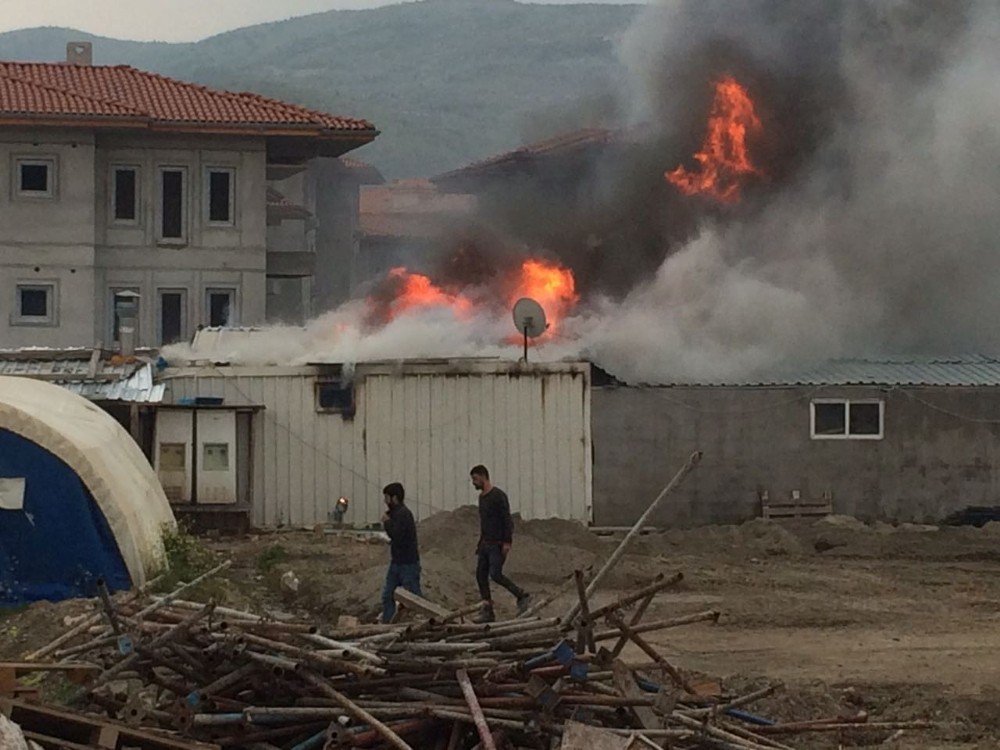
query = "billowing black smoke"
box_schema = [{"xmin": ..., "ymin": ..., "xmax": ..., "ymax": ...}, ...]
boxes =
[{"xmin": 486, "ymin": 0, "xmax": 1000, "ymax": 383}]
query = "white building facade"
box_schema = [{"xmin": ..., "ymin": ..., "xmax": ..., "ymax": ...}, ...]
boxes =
[{"xmin": 0, "ymin": 45, "xmax": 376, "ymax": 350}]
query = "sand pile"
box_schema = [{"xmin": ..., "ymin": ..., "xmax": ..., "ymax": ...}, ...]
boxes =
[
  {"xmin": 640, "ymin": 519, "xmax": 807, "ymax": 558},
  {"xmin": 321, "ymin": 506, "xmax": 670, "ymax": 619}
]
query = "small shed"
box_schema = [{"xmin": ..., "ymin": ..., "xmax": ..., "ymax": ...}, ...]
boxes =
[
  {"xmin": 0, "ymin": 377, "xmax": 174, "ymax": 604},
  {"xmin": 160, "ymin": 358, "xmax": 592, "ymax": 528}
]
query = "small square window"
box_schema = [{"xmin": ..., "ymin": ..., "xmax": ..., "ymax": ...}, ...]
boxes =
[
  {"xmin": 15, "ymin": 158, "xmax": 55, "ymax": 197},
  {"xmin": 812, "ymin": 402, "xmax": 846, "ymax": 436},
  {"xmin": 812, "ymin": 399, "xmax": 883, "ymax": 440},
  {"xmin": 316, "ymin": 381, "xmax": 354, "ymax": 414},
  {"xmin": 13, "ymin": 284, "xmax": 55, "ymax": 326},
  {"xmin": 20, "ymin": 288, "xmax": 48, "ymax": 317},
  {"xmin": 159, "ymin": 443, "xmax": 186, "ymax": 471},
  {"xmin": 849, "ymin": 402, "xmax": 883, "ymax": 437},
  {"xmin": 206, "ymin": 289, "xmax": 236, "ymax": 327},
  {"xmin": 202, "ymin": 443, "xmax": 230, "ymax": 471}
]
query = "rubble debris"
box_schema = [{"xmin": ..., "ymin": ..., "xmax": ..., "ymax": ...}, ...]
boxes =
[{"xmin": 0, "ymin": 560, "xmax": 936, "ymax": 749}]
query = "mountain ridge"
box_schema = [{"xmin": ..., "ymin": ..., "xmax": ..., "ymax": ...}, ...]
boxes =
[{"xmin": 0, "ymin": 2, "xmax": 640, "ymax": 176}]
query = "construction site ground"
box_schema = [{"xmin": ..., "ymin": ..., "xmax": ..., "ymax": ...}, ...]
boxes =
[{"xmin": 3, "ymin": 509, "xmax": 999, "ymax": 748}]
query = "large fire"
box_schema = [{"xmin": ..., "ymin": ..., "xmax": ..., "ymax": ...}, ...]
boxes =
[
  {"xmin": 367, "ymin": 258, "xmax": 578, "ymax": 344},
  {"xmin": 666, "ymin": 76, "xmax": 763, "ymax": 203}
]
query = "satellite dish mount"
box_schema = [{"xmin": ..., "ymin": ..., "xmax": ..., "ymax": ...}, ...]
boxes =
[{"xmin": 512, "ymin": 297, "xmax": 548, "ymax": 363}]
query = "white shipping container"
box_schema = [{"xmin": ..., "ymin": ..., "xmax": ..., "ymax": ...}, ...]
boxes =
[{"xmin": 161, "ymin": 359, "xmax": 592, "ymax": 527}]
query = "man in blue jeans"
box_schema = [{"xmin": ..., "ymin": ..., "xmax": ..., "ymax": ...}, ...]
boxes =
[
  {"xmin": 470, "ymin": 465, "xmax": 531, "ymax": 623},
  {"xmin": 379, "ymin": 482, "xmax": 421, "ymax": 623}
]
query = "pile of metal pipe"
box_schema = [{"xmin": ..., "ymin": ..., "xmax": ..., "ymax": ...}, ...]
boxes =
[{"xmin": 16, "ymin": 558, "xmax": 936, "ymax": 750}]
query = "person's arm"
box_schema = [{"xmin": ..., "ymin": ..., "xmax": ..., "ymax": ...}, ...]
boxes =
[
  {"xmin": 500, "ymin": 491, "xmax": 513, "ymax": 554},
  {"xmin": 383, "ymin": 511, "xmax": 397, "ymax": 539},
  {"xmin": 402, "ymin": 509, "xmax": 418, "ymax": 547}
]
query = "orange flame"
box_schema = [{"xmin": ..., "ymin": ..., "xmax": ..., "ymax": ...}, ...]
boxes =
[
  {"xmin": 367, "ymin": 259, "xmax": 578, "ymax": 346},
  {"xmin": 666, "ymin": 76, "xmax": 763, "ymax": 203},
  {"xmin": 381, "ymin": 267, "xmax": 471, "ymax": 321},
  {"xmin": 507, "ymin": 259, "xmax": 578, "ymax": 338}
]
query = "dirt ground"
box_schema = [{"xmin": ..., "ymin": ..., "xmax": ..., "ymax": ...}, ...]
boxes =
[{"xmin": 3, "ymin": 511, "xmax": 1000, "ymax": 748}]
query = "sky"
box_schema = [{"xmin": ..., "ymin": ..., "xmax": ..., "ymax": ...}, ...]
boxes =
[{"xmin": 0, "ymin": 0, "xmax": 641, "ymax": 43}]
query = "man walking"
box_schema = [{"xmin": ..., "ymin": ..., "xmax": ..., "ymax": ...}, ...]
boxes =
[
  {"xmin": 380, "ymin": 482, "xmax": 421, "ymax": 623},
  {"xmin": 470, "ymin": 465, "xmax": 531, "ymax": 623}
]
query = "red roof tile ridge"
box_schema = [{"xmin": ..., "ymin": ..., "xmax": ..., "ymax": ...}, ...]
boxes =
[
  {"xmin": 234, "ymin": 88, "xmax": 376, "ymax": 130},
  {"xmin": 0, "ymin": 60, "xmax": 376, "ymax": 132},
  {"xmin": 129, "ymin": 65, "xmax": 375, "ymax": 129},
  {"xmin": 0, "ymin": 63, "xmax": 148, "ymax": 117}
]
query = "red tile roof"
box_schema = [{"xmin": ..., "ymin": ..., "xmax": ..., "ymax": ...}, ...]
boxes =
[{"xmin": 0, "ymin": 62, "xmax": 375, "ymax": 136}]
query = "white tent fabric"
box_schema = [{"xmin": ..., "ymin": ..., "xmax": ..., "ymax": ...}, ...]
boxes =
[{"xmin": 0, "ymin": 377, "xmax": 174, "ymax": 585}]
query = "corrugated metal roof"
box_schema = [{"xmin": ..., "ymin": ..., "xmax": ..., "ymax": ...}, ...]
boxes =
[
  {"xmin": 787, "ymin": 356, "xmax": 1000, "ymax": 387},
  {"xmin": 617, "ymin": 355, "xmax": 1000, "ymax": 387},
  {"xmin": 61, "ymin": 364, "xmax": 165, "ymax": 403},
  {"xmin": 0, "ymin": 356, "xmax": 163, "ymax": 402},
  {"xmin": 0, "ymin": 358, "xmax": 134, "ymax": 379}
]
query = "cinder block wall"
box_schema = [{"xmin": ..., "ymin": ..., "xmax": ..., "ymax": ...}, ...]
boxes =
[{"xmin": 592, "ymin": 385, "xmax": 1000, "ymax": 526}]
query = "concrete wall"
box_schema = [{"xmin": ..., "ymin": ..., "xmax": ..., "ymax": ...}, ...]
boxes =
[
  {"xmin": 592, "ymin": 384, "xmax": 1000, "ymax": 527},
  {"xmin": 0, "ymin": 128, "xmax": 268, "ymax": 350},
  {"xmin": 0, "ymin": 130, "xmax": 97, "ymax": 347}
]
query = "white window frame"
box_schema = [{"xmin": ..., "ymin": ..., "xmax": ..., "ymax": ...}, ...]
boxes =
[
  {"xmin": 108, "ymin": 286, "xmax": 141, "ymax": 345},
  {"xmin": 13, "ymin": 157, "xmax": 56, "ymax": 199},
  {"xmin": 204, "ymin": 167, "xmax": 236, "ymax": 227},
  {"xmin": 811, "ymin": 399, "xmax": 884, "ymax": 440},
  {"xmin": 157, "ymin": 166, "xmax": 188, "ymax": 244},
  {"xmin": 12, "ymin": 282, "xmax": 57, "ymax": 326},
  {"xmin": 157, "ymin": 288, "xmax": 188, "ymax": 345},
  {"xmin": 110, "ymin": 164, "xmax": 141, "ymax": 225},
  {"xmin": 205, "ymin": 287, "xmax": 238, "ymax": 327}
]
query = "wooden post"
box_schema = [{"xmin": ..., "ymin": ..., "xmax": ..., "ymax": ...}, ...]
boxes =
[{"xmin": 565, "ymin": 452, "xmax": 701, "ymax": 625}]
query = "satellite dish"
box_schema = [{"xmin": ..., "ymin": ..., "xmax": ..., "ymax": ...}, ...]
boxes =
[
  {"xmin": 512, "ymin": 297, "xmax": 548, "ymax": 362},
  {"xmin": 513, "ymin": 297, "xmax": 547, "ymax": 338}
]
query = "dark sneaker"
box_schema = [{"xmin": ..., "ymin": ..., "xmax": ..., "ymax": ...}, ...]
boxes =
[
  {"xmin": 472, "ymin": 604, "xmax": 495, "ymax": 624},
  {"xmin": 516, "ymin": 594, "xmax": 532, "ymax": 616}
]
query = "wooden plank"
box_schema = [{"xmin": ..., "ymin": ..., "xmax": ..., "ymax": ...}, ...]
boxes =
[
  {"xmin": 25, "ymin": 730, "xmax": 101, "ymax": 750},
  {"xmin": 762, "ymin": 501, "xmax": 832, "ymax": 520},
  {"xmin": 1, "ymin": 698, "xmax": 220, "ymax": 750},
  {"xmin": 393, "ymin": 588, "xmax": 450, "ymax": 620}
]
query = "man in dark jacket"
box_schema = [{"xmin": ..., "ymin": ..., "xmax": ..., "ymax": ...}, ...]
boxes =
[
  {"xmin": 380, "ymin": 482, "xmax": 421, "ymax": 623},
  {"xmin": 470, "ymin": 465, "xmax": 531, "ymax": 623}
]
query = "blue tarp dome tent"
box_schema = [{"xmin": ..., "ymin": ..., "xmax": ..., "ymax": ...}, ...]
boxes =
[{"xmin": 0, "ymin": 376, "xmax": 175, "ymax": 604}]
